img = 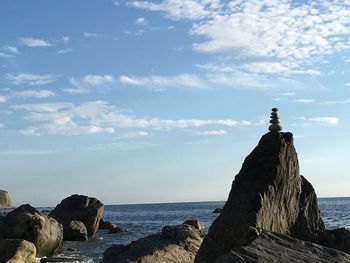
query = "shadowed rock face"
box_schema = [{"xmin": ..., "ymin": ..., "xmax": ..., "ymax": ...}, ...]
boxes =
[
  {"xmin": 49, "ymin": 194, "xmax": 104, "ymax": 237},
  {"xmin": 196, "ymin": 132, "xmax": 325, "ymax": 262}
]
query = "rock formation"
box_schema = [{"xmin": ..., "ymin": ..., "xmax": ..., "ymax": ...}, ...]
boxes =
[
  {"xmin": 215, "ymin": 231, "xmax": 350, "ymax": 263},
  {"xmin": 49, "ymin": 194, "xmax": 104, "ymax": 238},
  {"xmin": 1, "ymin": 204, "xmax": 63, "ymax": 257},
  {"xmin": 102, "ymin": 220, "xmax": 205, "ymax": 263},
  {"xmin": 0, "ymin": 190, "xmax": 13, "ymax": 208},
  {"xmin": 62, "ymin": 220, "xmax": 88, "ymax": 241},
  {"xmin": 195, "ymin": 131, "xmax": 326, "ymax": 262},
  {"xmin": 99, "ymin": 218, "xmax": 125, "ymax": 233},
  {"xmin": 0, "ymin": 239, "xmax": 36, "ymax": 263}
]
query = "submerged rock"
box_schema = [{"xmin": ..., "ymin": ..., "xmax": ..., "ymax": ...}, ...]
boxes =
[
  {"xmin": 0, "ymin": 190, "xmax": 13, "ymax": 208},
  {"xmin": 49, "ymin": 194, "xmax": 104, "ymax": 237},
  {"xmin": 0, "ymin": 239, "xmax": 36, "ymax": 263},
  {"xmin": 99, "ymin": 218, "xmax": 125, "ymax": 233},
  {"xmin": 215, "ymin": 230, "xmax": 350, "ymax": 263},
  {"xmin": 62, "ymin": 220, "xmax": 88, "ymax": 241},
  {"xmin": 102, "ymin": 220, "xmax": 205, "ymax": 263},
  {"xmin": 196, "ymin": 132, "xmax": 326, "ymax": 262},
  {"xmin": 1, "ymin": 204, "xmax": 63, "ymax": 257}
]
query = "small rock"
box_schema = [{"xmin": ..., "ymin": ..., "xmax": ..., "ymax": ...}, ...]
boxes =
[
  {"xmin": 0, "ymin": 190, "xmax": 13, "ymax": 208},
  {"xmin": 99, "ymin": 218, "xmax": 125, "ymax": 234},
  {"xmin": 212, "ymin": 208, "xmax": 223, "ymax": 214}
]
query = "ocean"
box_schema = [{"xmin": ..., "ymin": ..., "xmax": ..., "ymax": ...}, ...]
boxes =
[{"xmin": 56, "ymin": 197, "xmax": 350, "ymax": 263}]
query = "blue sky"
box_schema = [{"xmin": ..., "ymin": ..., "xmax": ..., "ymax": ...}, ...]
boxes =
[{"xmin": 1, "ymin": 0, "xmax": 350, "ymax": 206}]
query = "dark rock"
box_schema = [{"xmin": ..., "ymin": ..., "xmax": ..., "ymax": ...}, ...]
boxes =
[
  {"xmin": 1, "ymin": 204, "xmax": 64, "ymax": 257},
  {"xmin": 215, "ymin": 230, "xmax": 350, "ymax": 263},
  {"xmin": 196, "ymin": 132, "xmax": 325, "ymax": 262},
  {"xmin": 0, "ymin": 239, "xmax": 36, "ymax": 263},
  {"xmin": 40, "ymin": 256, "xmax": 85, "ymax": 262},
  {"xmin": 212, "ymin": 208, "xmax": 223, "ymax": 214},
  {"xmin": 62, "ymin": 220, "xmax": 88, "ymax": 241},
  {"xmin": 319, "ymin": 227, "xmax": 350, "ymax": 254},
  {"xmin": 99, "ymin": 218, "xmax": 124, "ymax": 234},
  {"xmin": 49, "ymin": 194, "xmax": 104, "ymax": 237},
  {"xmin": 0, "ymin": 190, "xmax": 12, "ymax": 208},
  {"xmin": 102, "ymin": 220, "xmax": 205, "ymax": 263}
]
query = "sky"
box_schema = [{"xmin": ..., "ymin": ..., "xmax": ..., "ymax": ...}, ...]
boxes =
[{"xmin": 1, "ymin": 0, "xmax": 350, "ymax": 206}]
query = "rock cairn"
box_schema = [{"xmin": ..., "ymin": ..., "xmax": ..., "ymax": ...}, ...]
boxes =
[{"xmin": 268, "ymin": 107, "xmax": 282, "ymax": 132}]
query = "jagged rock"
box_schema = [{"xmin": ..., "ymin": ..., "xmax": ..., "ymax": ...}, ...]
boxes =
[
  {"xmin": 62, "ymin": 220, "xmax": 88, "ymax": 241},
  {"xmin": 215, "ymin": 230, "xmax": 350, "ymax": 263},
  {"xmin": 102, "ymin": 220, "xmax": 205, "ymax": 263},
  {"xmin": 212, "ymin": 208, "xmax": 223, "ymax": 213},
  {"xmin": 1, "ymin": 204, "xmax": 63, "ymax": 257},
  {"xmin": 0, "ymin": 239, "xmax": 36, "ymax": 263},
  {"xmin": 196, "ymin": 132, "xmax": 325, "ymax": 262},
  {"xmin": 49, "ymin": 194, "xmax": 104, "ymax": 237},
  {"xmin": 0, "ymin": 190, "xmax": 13, "ymax": 208},
  {"xmin": 99, "ymin": 218, "xmax": 124, "ymax": 233}
]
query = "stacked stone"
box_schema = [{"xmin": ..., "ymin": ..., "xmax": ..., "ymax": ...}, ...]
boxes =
[{"xmin": 268, "ymin": 108, "xmax": 282, "ymax": 132}]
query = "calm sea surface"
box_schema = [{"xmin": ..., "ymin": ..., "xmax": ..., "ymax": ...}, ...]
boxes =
[{"xmin": 32, "ymin": 197, "xmax": 350, "ymax": 262}]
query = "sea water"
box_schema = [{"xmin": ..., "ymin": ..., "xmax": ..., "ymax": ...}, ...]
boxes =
[{"xmin": 4, "ymin": 198, "xmax": 350, "ymax": 262}]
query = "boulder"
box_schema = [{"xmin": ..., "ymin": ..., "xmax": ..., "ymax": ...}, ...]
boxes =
[
  {"xmin": 49, "ymin": 194, "xmax": 104, "ymax": 237},
  {"xmin": 196, "ymin": 132, "xmax": 325, "ymax": 262},
  {"xmin": 215, "ymin": 230, "xmax": 350, "ymax": 263},
  {"xmin": 0, "ymin": 239, "xmax": 36, "ymax": 263},
  {"xmin": 99, "ymin": 218, "xmax": 124, "ymax": 233},
  {"xmin": 62, "ymin": 220, "xmax": 88, "ymax": 241},
  {"xmin": 102, "ymin": 220, "xmax": 205, "ymax": 263},
  {"xmin": 2, "ymin": 204, "xmax": 63, "ymax": 257},
  {"xmin": 0, "ymin": 190, "xmax": 12, "ymax": 208}
]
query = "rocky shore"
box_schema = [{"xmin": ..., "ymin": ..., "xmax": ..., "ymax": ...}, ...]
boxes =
[{"xmin": 1, "ymin": 127, "xmax": 350, "ymax": 262}]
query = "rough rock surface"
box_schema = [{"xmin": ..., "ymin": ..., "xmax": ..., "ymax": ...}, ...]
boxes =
[
  {"xmin": 102, "ymin": 220, "xmax": 205, "ymax": 263},
  {"xmin": 196, "ymin": 132, "xmax": 325, "ymax": 262},
  {"xmin": 62, "ymin": 220, "xmax": 88, "ymax": 241},
  {"xmin": 1, "ymin": 204, "xmax": 63, "ymax": 257},
  {"xmin": 215, "ymin": 230, "xmax": 350, "ymax": 263},
  {"xmin": 0, "ymin": 189, "xmax": 13, "ymax": 208},
  {"xmin": 99, "ymin": 218, "xmax": 124, "ymax": 233},
  {"xmin": 0, "ymin": 239, "xmax": 36, "ymax": 263},
  {"xmin": 49, "ymin": 194, "xmax": 104, "ymax": 237}
]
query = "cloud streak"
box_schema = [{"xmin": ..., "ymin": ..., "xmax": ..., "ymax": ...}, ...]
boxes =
[
  {"xmin": 13, "ymin": 100, "xmax": 257, "ymax": 136},
  {"xmin": 19, "ymin": 37, "xmax": 52, "ymax": 47},
  {"xmin": 6, "ymin": 73, "xmax": 58, "ymax": 86}
]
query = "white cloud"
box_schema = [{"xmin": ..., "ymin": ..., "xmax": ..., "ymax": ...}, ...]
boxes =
[
  {"xmin": 309, "ymin": 117, "xmax": 338, "ymax": 125},
  {"xmin": 0, "ymin": 53, "xmax": 12, "ymax": 58},
  {"xmin": 3, "ymin": 45, "xmax": 19, "ymax": 54},
  {"xmin": 129, "ymin": 0, "xmax": 221, "ymax": 20},
  {"xmin": 324, "ymin": 98, "xmax": 350, "ymax": 105},
  {"xmin": 83, "ymin": 74, "xmax": 114, "ymax": 85},
  {"xmin": 20, "ymin": 37, "xmax": 52, "ymax": 47},
  {"xmin": 0, "ymin": 96, "xmax": 7, "ymax": 103},
  {"xmin": 83, "ymin": 32, "xmax": 102, "ymax": 38},
  {"xmin": 14, "ymin": 90, "xmax": 55, "ymax": 98},
  {"xmin": 57, "ymin": 49, "xmax": 73, "ymax": 54},
  {"xmin": 6, "ymin": 73, "xmax": 58, "ymax": 85},
  {"xmin": 119, "ymin": 74, "xmax": 206, "ymax": 89},
  {"xmin": 62, "ymin": 36, "xmax": 70, "ymax": 43},
  {"xmin": 63, "ymin": 87, "xmax": 89, "ymax": 94},
  {"xmin": 135, "ymin": 17, "xmax": 148, "ymax": 25},
  {"xmin": 0, "ymin": 123, "xmax": 3, "ymax": 128},
  {"xmin": 344, "ymin": 82, "xmax": 350, "ymax": 86},
  {"xmin": 13, "ymin": 100, "xmax": 256, "ymax": 136},
  {"xmin": 196, "ymin": 129, "xmax": 226, "ymax": 135},
  {"xmin": 293, "ymin": 99, "xmax": 315, "ymax": 103}
]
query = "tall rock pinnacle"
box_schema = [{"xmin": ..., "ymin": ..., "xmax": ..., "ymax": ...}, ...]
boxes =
[{"xmin": 195, "ymin": 131, "xmax": 325, "ymax": 262}]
